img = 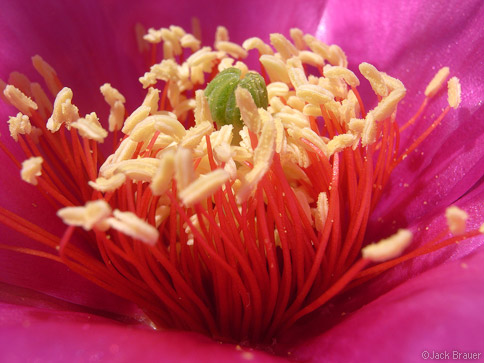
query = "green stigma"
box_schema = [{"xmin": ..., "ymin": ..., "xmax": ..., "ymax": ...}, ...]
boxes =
[{"xmin": 205, "ymin": 67, "xmax": 268, "ymax": 128}]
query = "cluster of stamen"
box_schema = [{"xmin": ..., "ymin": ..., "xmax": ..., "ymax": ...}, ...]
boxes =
[{"xmin": 0, "ymin": 23, "xmax": 481, "ymax": 343}]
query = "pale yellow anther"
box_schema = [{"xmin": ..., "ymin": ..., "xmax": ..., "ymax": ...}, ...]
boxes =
[
  {"xmin": 285, "ymin": 142, "xmax": 310, "ymax": 168},
  {"xmin": 215, "ymin": 41, "xmax": 248, "ymax": 59},
  {"xmin": 141, "ymin": 87, "xmax": 160, "ymax": 115},
  {"xmin": 242, "ymin": 37, "xmax": 274, "ymax": 55},
  {"xmin": 162, "ymin": 39, "xmax": 175, "ymax": 60},
  {"xmin": 269, "ymin": 96, "xmax": 285, "ymax": 113},
  {"xmin": 339, "ymin": 99, "xmax": 358, "ymax": 125},
  {"xmin": 122, "ymin": 105, "xmax": 151, "ymax": 134},
  {"xmin": 259, "ymin": 55, "xmax": 291, "ymax": 84},
  {"xmin": 160, "ymin": 28, "xmax": 182, "ymax": 56},
  {"xmin": 286, "ymin": 58, "xmax": 308, "ymax": 88},
  {"xmin": 267, "ymin": 82, "xmax": 289, "ymax": 100},
  {"xmin": 47, "ymin": 87, "xmax": 79, "ymax": 132},
  {"xmin": 362, "ymin": 113, "xmax": 377, "ymax": 146},
  {"xmin": 236, "ymin": 113, "xmax": 276, "ymax": 203},
  {"xmin": 194, "ymin": 90, "xmax": 213, "ymax": 124},
  {"xmin": 232, "ymin": 145, "xmax": 253, "ymax": 162},
  {"xmin": 302, "ymin": 104, "xmax": 322, "ymax": 117},
  {"xmin": 218, "ymin": 57, "xmax": 235, "ymax": 72},
  {"xmin": 323, "ymin": 65, "xmax": 360, "ymax": 88},
  {"xmin": 234, "ymin": 61, "xmax": 249, "ymax": 78},
  {"xmin": 327, "ymin": 133, "xmax": 357, "ymax": 155},
  {"xmin": 362, "ymin": 229, "xmax": 413, "ymax": 262},
  {"xmin": 167, "ymin": 81, "xmax": 181, "ymax": 107},
  {"xmin": 371, "ymin": 88, "xmax": 406, "ymax": 122},
  {"xmin": 169, "ymin": 25, "xmax": 186, "ymax": 39},
  {"xmin": 359, "ymin": 62, "xmax": 389, "ymax": 97},
  {"xmin": 180, "ymin": 34, "xmax": 201, "ymax": 52},
  {"xmin": 214, "ymin": 143, "xmax": 232, "ymax": 164},
  {"xmin": 190, "ymin": 65, "xmax": 205, "ymax": 85},
  {"xmin": 8, "ymin": 112, "xmax": 32, "ymax": 142},
  {"xmin": 425, "ymin": 67, "xmax": 450, "ymax": 98},
  {"xmin": 288, "ymin": 126, "xmax": 328, "ymax": 156},
  {"xmin": 180, "ymin": 121, "xmax": 214, "ymax": 148},
  {"xmin": 287, "ymin": 96, "xmax": 306, "ymax": 112},
  {"xmin": 139, "ymin": 72, "xmax": 157, "ymax": 89},
  {"xmin": 447, "ymin": 77, "xmax": 461, "ymax": 109},
  {"xmin": 150, "ymin": 149, "xmax": 175, "ymax": 196},
  {"xmin": 381, "ymin": 72, "xmax": 405, "ymax": 91},
  {"xmin": 3, "ymin": 85, "xmax": 38, "ymax": 116},
  {"xmin": 153, "ymin": 115, "xmax": 187, "ymax": 140},
  {"xmin": 298, "ymin": 51, "xmax": 325, "ymax": 67},
  {"xmin": 303, "ymin": 34, "xmax": 331, "ymax": 60},
  {"xmin": 127, "ymin": 116, "xmax": 157, "ymax": 143},
  {"xmin": 144, "ymin": 28, "xmax": 163, "ymax": 43},
  {"xmin": 270, "ymin": 33, "xmax": 299, "ymax": 60},
  {"xmin": 108, "ymin": 209, "xmax": 159, "ymax": 246},
  {"xmin": 208, "ymin": 125, "xmax": 234, "ymax": 149},
  {"xmin": 57, "ymin": 200, "xmax": 112, "ymax": 231},
  {"xmin": 107, "ymin": 101, "xmax": 126, "ymax": 132},
  {"xmin": 175, "ymin": 147, "xmax": 195, "ymax": 190},
  {"xmin": 72, "ymin": 112, "xmax": 108, "ymax": 143},
  {"xmin": 328, "ymin": 45, "xmax": 348, "ymax": 67},
  {"xmin": 445, "ymin": 205, "xmax": 468, "ymax": 235},
  {"xmin": 180, "ymin": 169, "xmax": 230, "ymax": 207},
  {"xmin": 109, "ymin": 138, "xmax": 138, "ymax": 165},
  {"xmin": 113, "ymin": 158, "xmax": 161, "ymax": 182},
  {"xmin": 21, "ymin": 156, "xmax": 43, "ymax": 185},
  {"xmin": 277, "ymin": 108, "xmax": 310, "ymax": 129},
  {"xmin": 296, "ymin": 84, "xmax": 334, "ymax": 105},
  {"xmin": 139, "ymin": 60, "xmax": 179, "ymax": 88},
  {"xmin": 173, "ymin": 99, "xmax": 196, "ymax": 119},
  {"xmin": 349, "ymin": 118, "xmax": 366, "ymax": 135},
  {"xmin": 30, "ymin": 82, "xmax": 53, "ymax": 119},
  {"xmin": 236, "ymin": 86, "xmax": 261, "ymax": 134},
  {"xmin": 100, "ymin": 83, "xmax": 126, "ymax": 107},
  {"xmin": 315, "ymin": 192, "xmax": 329, "ymax": 232},
  {"xmin": 215, "ymin": 26, "xmax": 229, "ymax": 43},
  {"xmin": 153, "ymin": 134, "xmax": 177, "ymax": 150},
  {"xmin": 88, "ymin": 174, "xmax": 127, "ymax": 193},
  {"xmin": 186, "ymin": 47, "xmax": 219, "ymax": 70},
  {"xmin": 290, "ymin": 28, "xmax": 306, "ymax": 50},
  {"xmin": 32, "ymin": 55, "xmax": 61, "ymax": 96},
  {"xmin": 480, "ymin": 224, "xmax": 484, "ymax": 234}
]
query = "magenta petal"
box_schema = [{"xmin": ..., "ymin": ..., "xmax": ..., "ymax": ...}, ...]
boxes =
[
  {"xmin": 0, "ymin": 303, "xmax": 284, "ymax": 362},
  {"xmin": 319, "ymin": 0, "xmax": 484, "ymax": 226},
  {"xmin": 280, "ymin": 248, "xmax": 484, "ymax": 362}
]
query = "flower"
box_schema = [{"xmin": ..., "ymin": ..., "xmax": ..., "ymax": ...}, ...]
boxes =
[{"xmin": 1, "ymin": 0, "xmax": 483, "ymax": 362}]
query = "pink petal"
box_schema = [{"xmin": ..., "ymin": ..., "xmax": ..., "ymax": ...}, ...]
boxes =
[
  {"xmin": 0, "ymin": 302, "xmax": 283, "ymax": 362},
  {"xmin": 276, "ymin": 181, "xmax": 484, "ymax": 360},
  {"xmin": 319, "ymin": 0, "xmax": 484, "ymax": 227},
  {"xmin": 277, "ymin": 247, "xmax": 484, "ymax": 362}
]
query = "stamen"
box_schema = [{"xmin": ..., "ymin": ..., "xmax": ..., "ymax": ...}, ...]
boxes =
[
  {"xmin": 3, "ymin": 85, "xmax": 38, "ymax": 116},
  {"xmin": 107, "ymin": 209, "xmax": 159, "ymax": 246},
  {"xmin": 445, "ymin": 205, "xmax": 468, "ymax": 235},
  {"xmin": 362, "ymin": 229, "xmax": 413, "ymax": 262},
  {"xmin": 425, "ymin": 66, "xmax": 450, "ymax": 97},
  {"xmin": 0, "ymin": 24, "xmax": 477, "ymax": 345},
  {"xmin": 20, "ymin": 156, "xmax": 43, "ymax": 185}
]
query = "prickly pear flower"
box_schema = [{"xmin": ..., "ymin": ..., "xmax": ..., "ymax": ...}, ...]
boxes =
[{"xmin": 1, "ymin": 0, "xmax": 484, "ymax": 361}]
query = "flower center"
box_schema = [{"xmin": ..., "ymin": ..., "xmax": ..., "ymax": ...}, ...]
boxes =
[{"xmin": 0, "ymin": 23, "xmax": 482, "ymax": 344}]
